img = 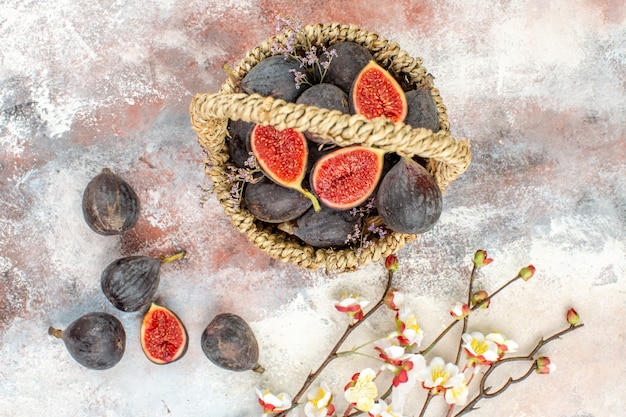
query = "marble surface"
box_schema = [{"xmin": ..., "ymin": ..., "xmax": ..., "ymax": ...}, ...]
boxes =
[{"xmin": 1, "ymin": 1, "xmax": 624, "ymax": 416}]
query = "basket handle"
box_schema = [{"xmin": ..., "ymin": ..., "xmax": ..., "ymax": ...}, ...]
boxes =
[{"xmin": 190, "ymin": 91, "xmax": 471, "ymax": 190}]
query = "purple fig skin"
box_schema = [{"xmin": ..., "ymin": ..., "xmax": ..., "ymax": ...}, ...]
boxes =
[
  {"xmin": 201, "ymin": 313, "xmax": 261, "ymax": 372},
  {"xmin": 49, "ymin": 312, "xmax": 125, "ymax": 370},
  {"xmin": 101, "ymin": 256, "xmax": 162, "ymax": 312},
  {"xmin": 244, "ymin": 177, "xmax": 312, "ymax": 223},
  {"xmin": 377, "ymin": 157, "xmax": 442, "ymax": 234},
  {"xmin": 227, "ymin": 120, "xmax": 254, "ymax": 168},
  {"xmin": 290, "ymin": 205, "xmax": 360, "ymax": 248},
  {"xmin": 240, "ymin": 55, "xmax": 311, "ymax": 102},
  {"xmin": 404, "ymin": 86, "xmax": 440, "ymax": 132},
  {"xmin": 319, "ymin": 41, "xmax": 373, "ymax": 95},
  {"xmin": 82, "ymin": 168, "xmax": 139, "ymax": 235},
  {"xmin": 296, "ymin": 83, "xmax": 349, "ymax": 144}
]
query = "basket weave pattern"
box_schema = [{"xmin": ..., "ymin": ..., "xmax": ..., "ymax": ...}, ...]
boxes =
[{"xmin": 190, "ymin": 23, "xmax": 471, "ymax": 272}]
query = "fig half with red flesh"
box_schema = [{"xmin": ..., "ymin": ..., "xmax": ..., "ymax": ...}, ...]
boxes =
[
  {"xmin": 311, "ymin": 146, "xmax": 386, "ymax": 210},
  {"xmin": 140, "ymin": 302, "xmax": 188, "ymax": 365},
  {"xmin": 250, "ymin": 124, "xmax": 320, "ymax": 211},
  {"xmin": 350, "ymin": 60, "xmax": 408, "ymax": 123}
]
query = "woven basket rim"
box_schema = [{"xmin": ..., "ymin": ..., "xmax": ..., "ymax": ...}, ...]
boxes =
[{"xmin": 189, "ymin": 22, "xmax": 471, "ymax": 272}]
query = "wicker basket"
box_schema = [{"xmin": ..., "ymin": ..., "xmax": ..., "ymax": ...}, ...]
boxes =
[{"xmin": 189, "ymin": 23, "xmax": 471, "ymax": 272}]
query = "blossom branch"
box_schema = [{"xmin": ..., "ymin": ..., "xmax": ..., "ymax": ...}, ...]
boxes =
[
  {"xmin": 453, "ymin": 323, "xmax": 584, "ymax": 416},
  {"xmin": 275, "ymin": 267, "xmax": 395, "ymax": 417}
]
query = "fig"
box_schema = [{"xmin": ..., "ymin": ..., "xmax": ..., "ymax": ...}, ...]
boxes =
[
  {"xmin": 349, "ymin": 60, "xmax": 408, "ymax": 123},
  {"xmin": 140, "ymin": 302, "xmax": 188, "ymax": 365},
  {"xmin": 48, "ymin": 312, "xmax": 125, "ymax": 370},
  {"xmin": 404, "ymin": 86, "xmax": 440, "ymax": 132},
  {"xmin": 295, "ymin": 83, "xmax": 349, "ymax": 144},
  {"xmin": 320, "ymin": 41, "xmax": 373, "ymax": 94},
  {"xmin": 377, "ymin": 157, "xmax": 442, "ymax": 234},
  {"xmin": 250, "ymin": 124, "xmax": 320, "ymax": 211},
  {"xmin": 101, "ymin": 251, "xmax": 186, "ymax": 312},
  {"xmin": 311, "ymin": 145, "xmax": 386, "ymax": 210},
  {"xmin": 201, "ymin": 313, "xmax": 263, "ymax": 373},
  {"xmin": 227, "ymin": 119, "xmax": 254, "ymax": 167},
  {"xmin": 283, "ymin": 205, "xmax": 360, "ymax": 248},
  {"xmin": 240, "ymin": 55, "xmax": 311, "ymax": 102},
  {"xmin": 82, "ymin": 168, "xmax": 140, "ymax": 235},
  {"xmin": 244, "ymin": 177, "xmax": 312, "ymax": 223}
]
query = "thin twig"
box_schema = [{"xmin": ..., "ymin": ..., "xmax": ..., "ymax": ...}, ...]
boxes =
[
  {"xmin": 275, "ymin": 269, "xmax": 395, "ymax": 417},
  {"xmin": 455, "ymin": 263, "xmax": 478, "ymax": 364}
]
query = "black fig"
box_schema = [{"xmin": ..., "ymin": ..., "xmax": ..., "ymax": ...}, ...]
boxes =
[
  {"xmin": 82, "ymin": 168, "xmax": 140, "ymax": 235},
  {"xmin": 320, "ymin": 42, "xmax": 373, "ymax": 94},
  {"xmin": 295, "ymin": 83, "xmax": 349, "ymax": 144},
  {"xmin": 284, "ymin": 205, "xmax": 360, "ymax": 248},
  {"xmin": 201, "ymin": 313, "xmax": 263, "ymax": 372},
  {"xmin": 404, "ymin": 86, "xmax": 440, "ymax": 132},
  {"xmin": 244, "ymin": 177, "xmax": 312, "ymax": 223},
  {"xmin": 48, "ymin": 312, "xmax": 125, "ymax": 370},
  {"xmin": 240, "ymin": 55, "xmax": 311, "ymax": 102},
  {"xmin": 101, "ymin": 251, "xmax": 186, "ymax": 312},
  {"xmin": 377, "ymin": 157, "xmax": 442, "ymax": 234},
  {"xmin": 226, "ymin": 119, "xmax": 254, "ymax": 168}
]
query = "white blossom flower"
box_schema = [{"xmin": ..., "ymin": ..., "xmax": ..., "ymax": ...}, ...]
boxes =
[
  {"xmin": 444, "ymin": 380, "xmax": 469, "ymax": 405},
  {"xmin": 368, "ymin": 399, "xmax": 406, "ymax": 417},
  {"xmin": 462, "ymin": 331, "xmax": 500, "ymax": 364},
  {"xmin": 304, "ymin": 381, "xmax": 335, "ymax": 417},
  {"xmin": 417, "ymin": 357, "xmax": 465, "ymax": 391},
  {"xmin": 486, "ymin": 332, "xmax": 518, "ymax": 357},
  {"xmin": 344, "ymin": 368, "xmax": 379, "ymax": 412},
  {"xmin": 256, "ymin": 388, "xmax": 292, "ymax": 415}
]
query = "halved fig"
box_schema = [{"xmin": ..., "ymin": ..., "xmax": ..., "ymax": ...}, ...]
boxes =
[
  {"xmin": 250, "ymin": 124, "xmax": 320, "ymax": 211},
  {"xmin": 201, "ymin": 313, "xmax": 263, "ymax": 373},
  {"xmin": 349, "ymin": 61, "xmax": 408, "ymax": 123},
  {"xmin": 48, "ymin": 312, "xmax": 125, "ymax": 370},
  {"xmin": 311, "ymin": 146, "xmax": 386, "ymax": 210},
  {"xmin": 140, "ymin": 303, "xmax": 188, "ymax": 365}
]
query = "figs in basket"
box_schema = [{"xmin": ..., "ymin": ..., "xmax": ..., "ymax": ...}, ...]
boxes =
[
  {"xmin": 295, "ymin": 83, "xmax": 350, "ymax": 144},
  {"xmin": 250, "ymin": 124, "xmax": 320, "ymax": 211},
  {"xmin": 201, "ymin": 313, "xmax": 263, "ymax": 373},
  {"xmin": 101, "ymin": 251, "xmax": 186, "ymax": 312},
  {"xmin": 377, "ymin": 157, "xmax": 442, "ymax": 234},
  {"xmin": 140, "ymin": 303, "xmax": 188, "ymax": 365},
  {"xmin": 285, "ymin": 204, "xmax": 360, "ymax": 249},
  {"xmin": 404, "ymin": 86, "xmax": 440, "ymax": 132},
  {"xmin": 349, "ymin": 60, "xmax": 408, "ymax": 123},
  {"xmin": 320, "ymin": 41, "xmax": 373, "ymax": 94},
  {"xmin": 48, "ymin": 312, "xmax": 125, "ymax": 370},
  {"xmin": 82, "ymin": 168, "xmax": 140, "ymax": 235}
]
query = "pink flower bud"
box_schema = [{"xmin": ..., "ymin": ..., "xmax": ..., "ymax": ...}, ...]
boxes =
[
  {"xmin": 518, "ymin": 265, "xmax": 536, "ymax": 281},
  {"xmin": 450, "ymin": 302, "xmax": 470, "ymax": 320},
  {"xmin": 385, "ymin": 254, "xmax": 399, "ymax": 272},
  {"xmin": 535, "ymin": 356, "xmax": 556, "ymax": 374},
  {"xmin": 567, "ymin": 308, "xmax": 580, "ymax": 325},
  {"xmin": 471, "ymin": 290, "xmax": 490, "ymax": 309},
  {"xmin": 384, "ymin": 289, "xmax": 404, "ymax": 311},
  {"xmin": 473, "ymin": 250, "xmax": 493, "ymax": 268}
]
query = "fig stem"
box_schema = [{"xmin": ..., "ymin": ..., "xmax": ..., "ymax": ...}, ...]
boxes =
[
  {"xmin": 48, "ymin": 326, "xmax": 63, "ymax": 338},
  {"xmin": 300, "ymin": 189, "xmax": 321, "ymax": 212},
  {"xmin": 160, "ymin": 251, "xmax": 187, "ymax": 264},
  {"xmin": 252, "ymin": 364, "xmax": 265, "ymax": 374}
]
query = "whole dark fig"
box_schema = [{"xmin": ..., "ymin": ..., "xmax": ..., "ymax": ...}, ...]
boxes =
[
  {"xmin": 295, "ymin": 83, "xmax": 349, "ymax": 144},
  {"xmin": 285, "ymin": 205, "xmax": 360, "ymax": 248},
  {"xmin": 240, "ymin": 55, "xmax": 311, "ymax": 102},
  {"xmin": 320, "ymin": 41, "xmax": 373, "ymax": 94},
  {"xmin": 82, "ymin": 168, "xmax": 140, "ymax": 235},
  {"xmin": 404, "ymin": 86, "xmax": 440, "ymax": 132},
  {"xmin": 201, "ymin": 313, "xmax": 263, "ymax": 373},
  {"xmin": 226, "ymin": 119, "xmax": 254, "ymax": 168},
  {"xmin": 244, "ymin": 177, "xmax": 312, "ymax": 223},
  {"xmin": 377, "ymin": 157, "xmax": 442, "ymax": 234},
  {"xmin": 48, "ymin": 312, "xmax": 125, "ymax": 370},
  {"xmin": 101, "ymin": 251, "xmax": 186, "ymax": 312}
]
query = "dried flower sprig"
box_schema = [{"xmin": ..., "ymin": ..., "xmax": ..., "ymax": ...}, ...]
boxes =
[
  {"xmin": 262, "ymin": 250, "xmax": 583, "ymax": 417},
  {"xmin": 271, "ymin": 15, "xmax": 338, "ymax": 88},
  {"xmin": 226, "ymin": 154, "xmax": 262, "ymax": 207}
]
